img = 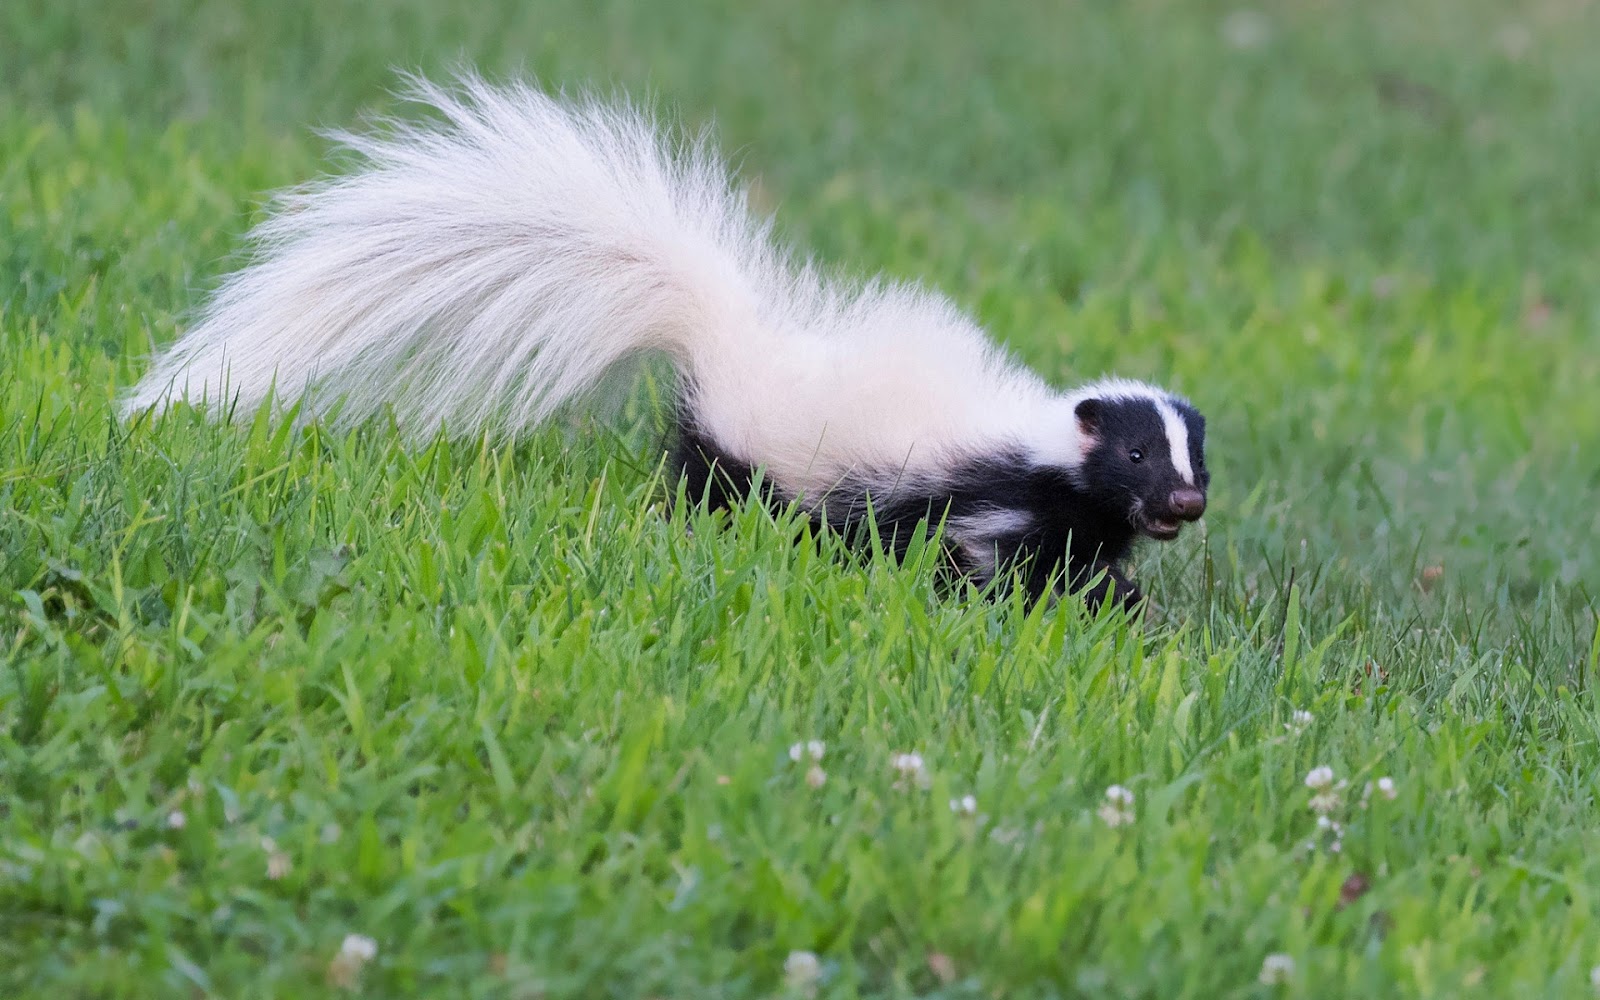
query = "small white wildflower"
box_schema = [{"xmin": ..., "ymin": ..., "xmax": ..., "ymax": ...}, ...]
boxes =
[
  {"xmin": 328, "ymin": 933, "xmax": 378, "ymax": 989},
  {"xmin": 1097, "ymin": 785, "xmax": 1136, "ymax": 828},
  {"xmin": 267, "ymin": 850, "xmax": 292, "ymax": 880},
  {"xmin": 1097, "ymin": 803, "xmax": 1135, "ymax": 827},
  {"xmin": 1259, "ymin": 952, "xmax": 1295, "ymax": 985},
  {"xmin": 890, "ymin": 752, "xmax": 930, "ymax": 789},
  {"xmin": 166, "ymin": 810, "xmax": 187, "ymax": 830},
  {"xmin": 340, "ymin": 934, "xmax": 378, "ymax": 962},
  {"xmin": 1285, "ymin": 709, "xmax": 1314, "ymax": 734},
  {"xmin": 261, "ymin": 838, "xmax": 291, "ymax": 879},
  {"xmin": 1376, "ymin": 776, "xmax": 1396, "ymax": 800},
  {"xmin": 891, "ymin": 752, "xmax": 923, "ymax": 772},
  {"xmin": 949, "ymin": 794, "xmax": 977, "ymax": 816},
  {"xmin": 784, "ymin": 950, "xmax": 823, "ymax": 992},
  {"xmin": 1309, "ymin": 791, "xmax": 1341, "ymax": 815},
  {"xmin": 1315, "ymin": 815, "xmax": 1332, "ymax": 831},
  {"xmin": 805, "ymin": 765, "xmax": 827, "ymax": 789},
  {"xmin": 1589, "ymin": 964, "xmax": 1600, "ymax": 990},
  {"xmin": 789, "ymin": 740, "xmax": 825, "ymax": 763},
  {"xmin": 1304, "ymin": 766, "xmax": 1335, "ymax": 790}
]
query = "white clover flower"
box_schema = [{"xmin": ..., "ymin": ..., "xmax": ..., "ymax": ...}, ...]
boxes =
[
  {"xmin": 1258, "ymin": 952, "xmax": 1295, "ymax": 985},
  {"xmin": 341, "ymin": 934, "xmax": 378, "ymax": 961},
  {"xmin": 328, "ymin": 934, "xmax": 379, "ymax": 989},
  {"xmin": 789, "ymin": 740, "xmax": 825, "ymax": 763},
  {"xmin": 1284, "ymin": 709, "xmax": 1314, "ymax": 734},
  {"xmin": 261, "ymin": 838, "xmax": 291, "ymax": 880},
  {"xmin": 1098, "ymin": 803, "xmax": 1135, "ymax": 827},
  {"xmin": 1376, "ymin": 776, "xmax": 1396, "ymax": 800},
  {"xmin": 166, "ymin": 810, "xmax": 187, "ymax": 830},
  {"xmin": 785, "ymin": 950, "xmax": 823, "ymax": 992},
  {"xmin": 949, "ymin": 795, "xmax": 977, "ymax": 816},
  {"xmin": 1304, "ymin": 766, "xmax": 1335, "ymax": 790},
  {"xmin": 267, "ymin": 851, "xmax": 292, "ymax": 880},
  {"xmin": 890, "ymin": 752, "xmax": 930, "ymax": 789},
  {"xmin": 805, "ymin": 765, "xmax": 827, "ymax": 789},
  {"xmin": 1097, "ymin": 785, "xmax": 1136, "ymax": 828},
  {"xmin": 891, "ymin": 752, "xmax": 924, "ymax": 772}
]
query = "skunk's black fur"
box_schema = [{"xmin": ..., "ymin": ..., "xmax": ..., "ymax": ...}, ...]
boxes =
[{"xmin": 674, "ymin": 392, "xmax": 1209, "ymax": 609}]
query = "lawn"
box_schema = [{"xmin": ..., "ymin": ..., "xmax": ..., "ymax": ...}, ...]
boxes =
[{"xmin": 4, "ymin": 0, "xmax": 1600, "ymax": 996}]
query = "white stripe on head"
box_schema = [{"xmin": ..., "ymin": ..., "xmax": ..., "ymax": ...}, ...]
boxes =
[
  {"xmin": 1153, "ymin": 399, "xmax": 1195, "ymax": 485},
  {"xmin": 1072, "ymin": 377, "xmax": 1169, "ymax": 403},
  {"xmin": 1034, "ymin": 378, "xmax": 1196, "ymax": 478}
]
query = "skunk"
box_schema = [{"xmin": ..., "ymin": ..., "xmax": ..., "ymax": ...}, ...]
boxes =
[{"xmin": 123, "ymin": 74, "xmax": 1210, "ymax": 609}]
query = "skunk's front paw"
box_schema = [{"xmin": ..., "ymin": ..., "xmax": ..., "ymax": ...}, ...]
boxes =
[{"xmin": 1081, "ymin": 563, "xmax": 1144, "ymax": 614}]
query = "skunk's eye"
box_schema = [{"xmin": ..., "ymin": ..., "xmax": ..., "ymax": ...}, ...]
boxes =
[{"xmin": 1128, "ymin": 448, "xmax": 1144, "ymax": 463}]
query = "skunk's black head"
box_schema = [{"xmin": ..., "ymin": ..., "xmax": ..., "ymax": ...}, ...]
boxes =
[{"xmin": 1074, "ymin": 391, "xmax": 1208, "ymax": 541}]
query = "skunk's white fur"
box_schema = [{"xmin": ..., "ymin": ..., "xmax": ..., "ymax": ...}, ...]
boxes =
[
  {"xmin": 128, "ymin": 75, "xmax": 1093, "ymax": 492},
  {"xmin": 125, "ymin": 73, "xmax": 1208, "ymax": 607}
]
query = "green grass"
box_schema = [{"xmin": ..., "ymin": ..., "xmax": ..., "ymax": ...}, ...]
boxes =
[{"xmin": 5, "ymin": 0, "xmax": 1600, "ymax": 996}]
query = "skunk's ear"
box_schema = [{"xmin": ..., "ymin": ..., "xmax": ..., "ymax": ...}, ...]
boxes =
[{"xmin": 1074, "ymin": 398, "xmax": 1103, "ymax": 435}]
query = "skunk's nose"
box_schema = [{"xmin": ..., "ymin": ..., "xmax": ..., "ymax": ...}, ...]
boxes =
[{"xmin": 1169, "ymin": 488, "xmax": 1207, "ymax": 521}]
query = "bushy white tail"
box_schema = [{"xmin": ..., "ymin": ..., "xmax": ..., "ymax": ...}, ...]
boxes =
[{"xmin": 122, "ymin": 73, "xmax": 786, "ymax": 438}]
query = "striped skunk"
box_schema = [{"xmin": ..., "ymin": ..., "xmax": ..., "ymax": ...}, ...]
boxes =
[{"xmin": 123, "ymin": 74, "xmax": 1210, "ymax": 610}]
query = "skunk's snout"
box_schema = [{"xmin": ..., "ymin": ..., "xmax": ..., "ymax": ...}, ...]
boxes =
[{"xmin": 1169, "ymin": 488, "xmax": 1206, "ymax": 521}]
